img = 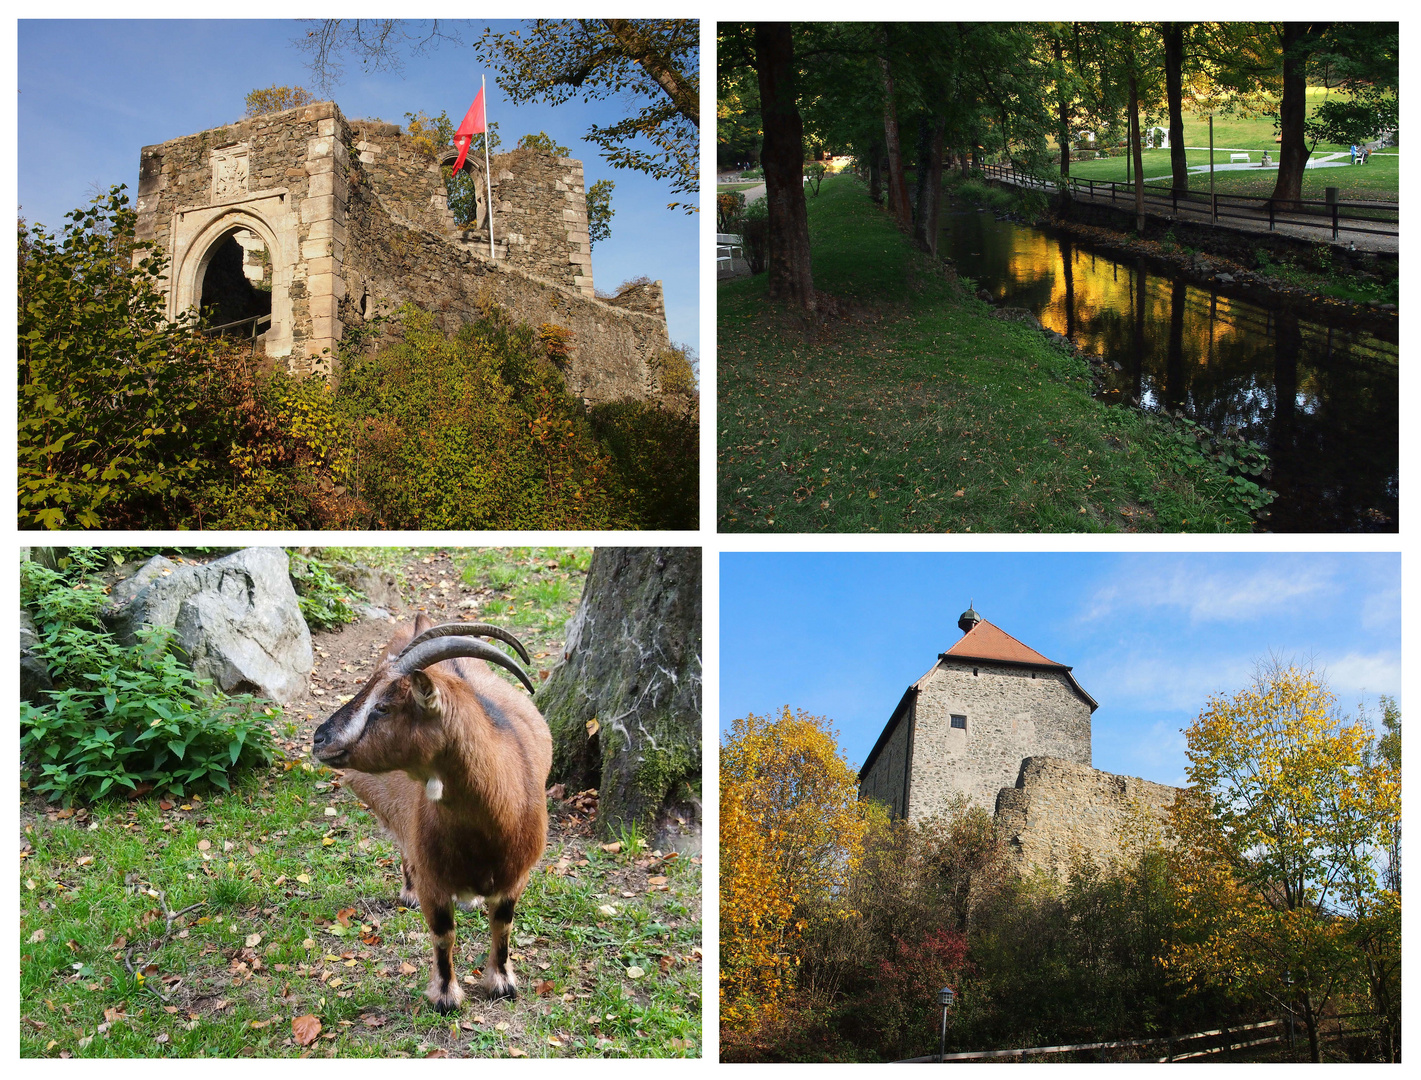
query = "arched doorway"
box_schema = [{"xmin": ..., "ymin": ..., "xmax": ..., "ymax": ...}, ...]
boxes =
[{"xmin": 199, "ymin": 227, "xmax": 273, "ymax": 333}]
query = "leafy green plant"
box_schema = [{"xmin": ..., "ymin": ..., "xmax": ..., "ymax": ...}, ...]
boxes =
[
  {"xmin": 739, "ymin": 197, "xmax": 769, "ymax": 274},
  {"xmin": 288, "ymin": 552, "xmax": 366, "ymax": 631},
  {"xmin": 20, "ymin": 556, "xmax": 277, "ymax": 806},
  {"xmin": 18, "ymin": 187, "xmax": 213, "ymax": 528}
]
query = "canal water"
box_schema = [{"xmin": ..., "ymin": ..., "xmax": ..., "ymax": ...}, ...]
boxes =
[{"xmin": 938, "ymin": 210, "xmax": 1398, "ymax": 531}]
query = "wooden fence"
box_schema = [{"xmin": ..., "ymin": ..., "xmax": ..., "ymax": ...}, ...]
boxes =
[
  {"xmin": 898, "ymin": 1018, "xmax": 1286, "ymax": 1063},
  {"xmin": 980, "ymin": 163, "xmax": 1399, "ymax": 241}
]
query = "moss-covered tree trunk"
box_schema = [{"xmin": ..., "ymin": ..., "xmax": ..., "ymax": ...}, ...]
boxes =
[{"xmin": 538, "ymin": 547, "xmax": 701, "ymax": 844}]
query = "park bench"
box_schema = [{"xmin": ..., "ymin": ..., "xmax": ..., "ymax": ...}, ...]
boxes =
[{"xmin": 1229, "ymin": 153, "xmax": 1250, "ymax": 163}]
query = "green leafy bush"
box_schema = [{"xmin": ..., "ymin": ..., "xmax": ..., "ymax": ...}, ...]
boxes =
[
  {"xmin": 20, "ymin": 552, "xmax": 277, "ymax": 806},
  {"xmin": 18, "ymin": 188, "xmax": 213, "ymax": 528},
  {"xmin": 289, "ymin": 552, "xmax": 365, "ymax": 630},
  {"xmin": 336, "ymin": 305, "xmax": 633, "ymax": 528},
  {"xmin": 590, "ymin": 398, "xmax": 699, "ymax": 529}
]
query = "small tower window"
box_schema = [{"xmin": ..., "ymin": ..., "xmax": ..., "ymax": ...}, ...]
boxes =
[
  {"xmin": 1032, "ymin": 671, "xmax": 1037, "ymax": 679},
  {"xmin": 951, "ymin": 714, "xmax": 967, "ymax": 730},
  {"xmin": 973, "ymin": 667, "xmax": 979, "ymax": 676}
]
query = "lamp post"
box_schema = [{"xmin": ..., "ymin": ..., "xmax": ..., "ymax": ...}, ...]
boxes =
[
  {"xmin": 938, "ymin": 986, "xmax": 956, "ymax": 1062},
  {"xmin": 1284, "ymin": 970, "xmax": 1295, "ymax": 1054}
]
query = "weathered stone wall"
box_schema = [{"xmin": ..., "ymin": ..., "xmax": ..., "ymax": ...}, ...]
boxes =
[
  {"xmin": 481, "ymin": 149, "xmax": 593, "ymax": 295},
  {"xmin": 135, "ymin": 101, "xmax": 669, "ymax": 401},
  {"xmin": 135, "ymin": 101, "xmax": 349, "ymax": 373},
  {"xmin": 907, "ymin": 660, "xmax": 1092, "ymax": 817},
  {"xmin": 859, "ymin": 692, "xmax": 914, "ymax": 818},
  {"xmin": 994, "ymin": 757, "xmax": 1183, "ymax": 879},
  {"xmin": 340, "ymin": 194, "xmax": 669, "ymax": 405}
]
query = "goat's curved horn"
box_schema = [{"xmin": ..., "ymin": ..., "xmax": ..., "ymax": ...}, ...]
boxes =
[
  {"xmin": 397, "ymin": 622, "xmax": 532, "ymax": 665},
  {"xmin": 393, "ymin": 637, "xmax": 537, "ymax": 695}
]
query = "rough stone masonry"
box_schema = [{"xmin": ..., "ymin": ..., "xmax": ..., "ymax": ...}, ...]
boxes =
[
  {"xmin": 858, "ymin": 605, "xmax": 1183, "ymax": 878},
  {"xmin": 134, "ymin": 101, "xmax": 673, "ymax": 404}
]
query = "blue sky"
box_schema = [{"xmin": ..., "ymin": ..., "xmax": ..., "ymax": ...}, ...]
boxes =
[
  {"xmin": 17, "ymin": 19, "xmax": 698, "ymax": 351},
  {"xmin": 720, "ymin": 552, "xmax": 1400, "ymax": 788}
]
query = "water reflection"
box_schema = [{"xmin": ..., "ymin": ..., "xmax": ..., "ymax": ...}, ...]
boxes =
[{"xmin": 939, "ymin": 211, "xmax": 1398, "ymax": 531}]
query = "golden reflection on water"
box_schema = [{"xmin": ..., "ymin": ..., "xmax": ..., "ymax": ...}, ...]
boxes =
[{"xmin": 941, "ymin": 210, "xmax": 1397, "ymax": 530}]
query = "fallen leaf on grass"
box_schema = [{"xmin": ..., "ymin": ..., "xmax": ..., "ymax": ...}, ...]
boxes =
[
  {"xmin": 335, "ymin": 907, "xmax": 357, "ymax": 927},
  {"xmin": 507, "ymin": 1048, "xmax": 527, "ymax": 1058},
  {"xmin": 647, "ymin": 876, "xmax": 667, "ymax": 886},
  {"xmin": 292, "ymin": 1015, "xmax": 322, "ymax": 1046},
  {"xmin": 535, "ymin": 980, "xmax": 555, "ymax": 996},
  {"xmin": 155, "ymin": 1033, "xmax": 169, "ymax": 1044},
  {"xmin": 28, "ymin": 930, "xmax": 45, "ymax": 943},
  {"xmin": 245, "ymin": 933, "xmax": 262, "ymax": 948},
  {"xmin": 426, "ymin": 1049, "xmax": 449, "ymax": 1058},
  {"xmin": 597, "ymin": 905, "xmax": 617, "ymax": 917},
  {"xmin": 548, "ymin": 1036, "xmax": 563, "ymax": 1047},
  {"xmin": 399, "ymin": 962, "xmax": 419, "ymax": 975},
  {"xmin": 361, "ymin": 1015, "xmax": 387, "ymax": 1028},
  {"xmin": 625, "ymin": 966, "xmax": 645, "ymax": 979},
  {"xmin": 296, "ymin": 874, "xmax": 311, "ymax": 885},
  {"xmin": 600, "ymin": 842, "xmax": 621, "ymax": 854},
  {"xmin": 495, "ymin": 1021, "xmax": 510, "ymax": 1032}
]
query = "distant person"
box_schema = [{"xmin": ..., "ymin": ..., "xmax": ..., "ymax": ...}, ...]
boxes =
[{"xmin": 1261, "ymin": 150, "xmax": 1271, "ymax": 167}]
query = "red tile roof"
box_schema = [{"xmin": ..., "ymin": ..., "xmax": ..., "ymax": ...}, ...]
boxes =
[{"xmin": 944, "ymin": 619, "xmax": 1066, "ymax": 668}]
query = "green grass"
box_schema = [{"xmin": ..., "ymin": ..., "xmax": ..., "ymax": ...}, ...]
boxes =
[
  {"xmin": 718, "ymin": 175, "xmax": 1260, "ymax": 533},
  {"xmin": 1064, "ymin": 147, "xmax": 1399, "ymax": 202},
  {"xmin": 21, "ymin": 546, "xmax": 699, "ymax": 1059}
]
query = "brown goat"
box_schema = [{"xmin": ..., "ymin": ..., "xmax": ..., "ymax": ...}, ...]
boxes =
[{"xmin": 311, "ymin": 615, "xmax": 551, "ymax": 1012}]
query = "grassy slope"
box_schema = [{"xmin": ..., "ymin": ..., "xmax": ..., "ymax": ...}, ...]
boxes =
[
  {"xmin": 20, "ymin": 548, "xmax": 701, "ymax": 1059},
  {"xmin": 718, "ymin": 176, "xmax": 1253, "ymax": 533},
  {"xmin": 1059, "ymin": 89, "xmax": 1399, "ymax": 201}
]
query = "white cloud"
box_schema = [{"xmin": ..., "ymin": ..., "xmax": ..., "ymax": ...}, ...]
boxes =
[
  {"xmin": 1321, "ymin": 651, "xmax": 1401, "ymax": 699},
  {"xmin": 1081, "ymin": 557, "xmax": 1336, "ymax": 625},
  {"xmin": 1087, "ymin": 652, "xmax": 1255, "ymax": 714}
]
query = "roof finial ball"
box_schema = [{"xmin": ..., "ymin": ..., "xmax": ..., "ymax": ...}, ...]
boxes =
[{"xmin": 958, "ymin": 601, "xmax": 982, "ymax": 634}]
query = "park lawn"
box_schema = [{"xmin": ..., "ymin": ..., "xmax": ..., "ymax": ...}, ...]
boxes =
[
  {"xmin": 1065, "ymin": 148, "xmax": 1399, "ymax": 202},
  {"xmin": 20, "ymin": 546, "xmax": 702, "ymax": 1060},
  {"xmin": 717, "ymin": 182, "xmax": 761, "ymax": 192},
  {"xmin": 718, "ymin": 175, "xmax": 1257, "ymax": 533}
]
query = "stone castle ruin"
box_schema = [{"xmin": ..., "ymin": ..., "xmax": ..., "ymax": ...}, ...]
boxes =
[
  {"xmin": 858, "ymin": 605, "xmax": 1183, "ymax": 878},
  {"xmin": 134, "ymin": 101, "xmax": 672, "ymax": 404}
]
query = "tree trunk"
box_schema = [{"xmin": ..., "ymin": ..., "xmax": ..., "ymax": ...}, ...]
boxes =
[
  {"xmin": 1054, "ymin": 35, "xmax": 1071, "ymax": 177},
  {"xmin": 1164, "ymin": 23, "xmax": 1190, "ymax": 195},
  {"xmin": 754, "ymin": 22, "xmax": 816, "ymax": 313},
  {"xmin": 1271, "ymin": 23, "xmax": 1326, "ymax": 208},
  {"xmin": 537, "ymin": 547, "xmax": 702, "ymax": 848},
  {"xmin": 868, "ymin": 140, "xmax": 884, "ymax": 203},
  {"xmin": 1128, "ymin": 62, "xmax": 1146, "ymax": 233},
  {"xmin": 913, "ymin": 114, "xmax": 946, "ymax": 255},
  {"xmin": 879, "ymin": 32, "xmax": 912, "ymax": 233}
]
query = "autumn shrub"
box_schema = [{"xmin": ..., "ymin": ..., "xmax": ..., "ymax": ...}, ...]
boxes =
[
  {"xmin": 20, "ymin": 551, "xmax": 277, "ymax": 806},
  {"xmin": 336, "ymin": 305, "xmax": 631, "ymax": 528},
  {"xmin": 18, "ymin": 188, "xmax": 214, "ymax": 528},
  {"xmin": 588, "ymin": 397, "xmax": 698, "ymax": 529}
]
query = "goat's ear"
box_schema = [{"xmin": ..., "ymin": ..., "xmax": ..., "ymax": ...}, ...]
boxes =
[
  {"xmin": 409, "ymin": 671, "xmax": 443, "ymax": 720},
  {"xmin": 412, "ymin": 612, "xmax": 435, "ymax": 635}
]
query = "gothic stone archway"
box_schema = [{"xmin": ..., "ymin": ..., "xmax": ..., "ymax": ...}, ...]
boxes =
[{"xmin": 171, "ymin": 197, "xmax": 296, "ymax": 360}]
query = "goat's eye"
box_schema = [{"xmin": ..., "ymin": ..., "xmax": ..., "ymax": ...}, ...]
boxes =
[{"xmin": 371, "ymin": 701, "xmax": 389, "ymax": 718}]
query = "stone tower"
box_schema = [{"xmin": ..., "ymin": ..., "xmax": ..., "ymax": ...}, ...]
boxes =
[
  {"xmin": 858, "ymin": 607, "xmax": 1095, "ymax": 819},
  {"xmin": 133, "ymin": 101, "xmax": 670, "ymax": 403},
  {"xmin": 858, "ymin": 607, "xmax": 1186, "ymax": 880}
]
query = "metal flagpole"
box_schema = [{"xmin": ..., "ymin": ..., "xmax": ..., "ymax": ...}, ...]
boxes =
[{"xmin": 482, "ymin": 74, "xmax": 495, "ymax": 260}]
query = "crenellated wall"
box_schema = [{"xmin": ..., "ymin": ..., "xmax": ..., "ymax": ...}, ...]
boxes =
[{"xmin": 134, "ymin": 101, "xmax": 669, "ymax": 401}]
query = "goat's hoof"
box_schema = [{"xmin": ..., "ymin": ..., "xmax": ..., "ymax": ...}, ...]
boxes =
[
  {"xmin": 425, "ymin": 977, "xmax": 465, "ymax": 1014},
  {"xmin": 476, "ymin": 973, "xmax": 518, "ymax": 1001},
  {"xmin": 398, "ymin": 891, "xmax": 420, "ymax": 909}
]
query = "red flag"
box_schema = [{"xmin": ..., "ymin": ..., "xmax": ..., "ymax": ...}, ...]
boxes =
[{"xmin": 451, "ymin": 88, "xmax": 486, "ymax": 176}]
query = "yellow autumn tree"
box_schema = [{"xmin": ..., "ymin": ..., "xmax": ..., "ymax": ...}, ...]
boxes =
[
  {"xmin": 720, "ymin": 707, "xmax": 871, "ymax": 1033},
  {"xmin": 244, "ymin": 85, "xmax": 315, "ymax": 117},
  {"xmin": 1166, "ymin": 662, "xmax": 1400, "ymax": 1062}
]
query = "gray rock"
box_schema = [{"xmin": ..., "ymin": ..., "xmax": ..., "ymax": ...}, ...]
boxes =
[
  {"xmin": 20, "ymin": 610, "xmax": 53, "ymax": 705},
  {"xmin": 103, "ymin": 548, "xmax": 312, "ymax": 704},
  {"xmin": 1216, "ymin": 272, "xmax": 1235, "ymax": 284},
  {"xmin": 330, "ymin": 562, "xmax": 403, "ymax": 612}
]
